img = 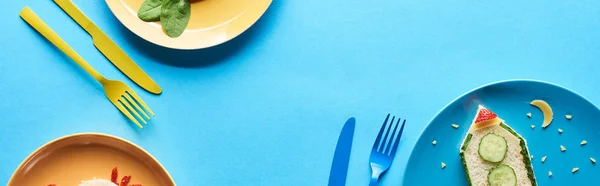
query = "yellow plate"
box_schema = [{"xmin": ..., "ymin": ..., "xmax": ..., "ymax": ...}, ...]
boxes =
[
  {"xmin": 106, "ymin": 0, "xmax": 272, "ymax": 50},
  {"xmin": 8, "ymin": 133, "xmax": 175, "ymax": 186}
]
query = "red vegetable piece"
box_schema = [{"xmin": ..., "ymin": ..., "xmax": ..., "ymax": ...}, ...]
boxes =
[
  {"xmin": 475, "ymin": 107, "xmax": 498, "ymax": 123},
  {"xmin": 111, "ymin": 167, "xmax": 119, "ymax": 185},
  {"xmin": 47, "ymin": 184, "xmax": 57, "ymax": 186},
  {"xmin": 120, "ymin": 175, "xmax": 131, "ymax": 186},
  {"xmin": 130, "ymin": 184, "xmax": 142, "ymax": 186}
]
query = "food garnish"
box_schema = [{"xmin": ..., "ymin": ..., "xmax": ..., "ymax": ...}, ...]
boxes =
[
  {"xmin": 471, "ymin": 106, "xmax": 502, "ymax": 130},
  {"xmin": 111, "ymin": 167, "xmax": 119, "ymax": 185},
  {"xmin": 530, "ymin": 100, "xmax": 553, "ymax": 128},
  {"xmin": 137, "ymin": 0, "xmax": 162, "ymax": 22},
  {"xmin": 137, "ymin": 0, "xmax": 191, "ymax": 38},
  {"xmin": 160, "ymin": 0, "xmax": 191, "ymax": 38},
  {"xmin": 478, "ymin": 133, "xmax": 508, "ymax": 163},
  {"xmin": 120, "ymin": 175, "xmax": 131, "ymax": 186},
  {"xmin": 541, "ymin": 156, "xmax": 547, "ymax": 163},
  {"xmin": 488, "ymin": 164, "xmax": 517, "ymax": 186}
]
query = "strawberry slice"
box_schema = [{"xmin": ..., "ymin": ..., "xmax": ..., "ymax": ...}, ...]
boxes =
[
  {"xmin": 471, "ymin": 105, "xmax": 502, "ymax": 130},
  {"xmin": 475, "ymin": 107, "xmax": 498, "ymax": 123}
]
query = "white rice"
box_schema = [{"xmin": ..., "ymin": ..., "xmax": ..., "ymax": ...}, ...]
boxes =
[{"xmin": 78, "ymin": 178, "xmax": 117, "ymax": 186}]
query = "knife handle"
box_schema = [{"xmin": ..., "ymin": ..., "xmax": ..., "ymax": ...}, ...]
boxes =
[
  {"xmin": 20, "ymin": 7, "xmax": 105, "ymax": 83},
  {"xmin": 53, "ymin": 0, "xmax": 94, "ymax": 34}
]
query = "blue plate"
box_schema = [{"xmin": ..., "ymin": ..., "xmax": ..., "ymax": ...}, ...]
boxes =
[{"xmin": 403, "ymin": 80, "xmax": 600, "ymax": 185}]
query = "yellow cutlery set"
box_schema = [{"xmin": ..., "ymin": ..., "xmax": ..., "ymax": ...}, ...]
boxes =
[{"xmin": 20, "ymin": 0, "xmax": 160, "ymax": 128}]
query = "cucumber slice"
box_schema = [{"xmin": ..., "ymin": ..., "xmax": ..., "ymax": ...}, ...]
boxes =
[
  {"xmin": 478, "ymin": 133, "xmax": 508, "ymax": 163},
  {"xmin": 488, "ymin": 164, "xmax": 517, "ymax": 186}
]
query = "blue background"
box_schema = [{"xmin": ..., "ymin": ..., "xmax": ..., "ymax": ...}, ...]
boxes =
[{"xmin": 2, "ymin": 0, "xmax": 600, "ymax": 185}]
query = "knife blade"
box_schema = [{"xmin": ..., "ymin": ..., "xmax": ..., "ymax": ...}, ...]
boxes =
[
  {"xmin": 328, "ymin": 117, "xmax": 356, "ymax": 186},
  {"xmin": 53, "ymin": 0, "xmax": 162, "ymax": 95}
]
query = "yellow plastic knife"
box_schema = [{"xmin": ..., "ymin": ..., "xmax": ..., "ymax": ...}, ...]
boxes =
[{"xmin": 53, "ymin": 0, "xmax": 162, "ymax": 95}]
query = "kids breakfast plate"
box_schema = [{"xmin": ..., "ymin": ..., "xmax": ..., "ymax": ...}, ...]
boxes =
[
  {"xmin": 105, "ymin": 0, "xmax": 272, "ymax": 50},
  {"xmin": 8, "ymin": 133, "xmax": 175, "ymax": 186},
  {"xmin": 403, "ymin": 80, "xmax": 600, "ymax": 185}
]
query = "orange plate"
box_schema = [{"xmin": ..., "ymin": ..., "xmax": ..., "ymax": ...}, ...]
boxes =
[
  {"xmin": 8, "ymin": 133, "xmax": 175, "ymax": 186},
  {"xmin": 105, "ymin": 0, "xmax": 272, "ymax": 50}
]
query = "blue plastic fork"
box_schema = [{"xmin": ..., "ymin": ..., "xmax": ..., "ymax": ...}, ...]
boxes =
[{"xmin": 369, "ymin": 114, "xmax": 406, "ymax": 186}]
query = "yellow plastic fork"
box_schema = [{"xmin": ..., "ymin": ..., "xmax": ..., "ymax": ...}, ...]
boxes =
[{"xmin": 20, "ymin": 7, "xmax": 153, "ymax": 128}]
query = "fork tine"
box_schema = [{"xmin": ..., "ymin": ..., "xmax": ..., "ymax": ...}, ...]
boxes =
[
  {"xmin": 120, "ymin": 98, "xmax": 146, "ymax": 125},
  {"xmin": 124, "ymin": 94, "xmax": 150, "ymax": 120},
  {"xmin": 114, "ymin": 100, "xmax": 143, "ymax": 128},
  {"xmin": 127, "ymin": 90, "xmax": 154, "ymax": 116},
  {"xmin": 372, "ymin": 114, "xmax": 390, "ymax": 152},
  {"xmin": 379, "ymin": 116, "xmax": 395, "ymax": 152},
  {"xmin": 390, "ymin": 119, "xmax": 406, "ymax": 156},
  {"xmin": 384, "ymin": 118, "xmax": 401, "ymax": 154}
]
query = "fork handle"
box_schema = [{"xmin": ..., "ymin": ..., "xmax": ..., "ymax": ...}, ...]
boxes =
[
  {"xmin": 19, "ymin": 7, "xmax": 105, "ymax": 83},
  {"xmin": 369, "ymin": 177, "xmax": 378, "ymax": 186},
  {"xmin": 369, "ymin": 173, "xmax": 380, "ymax": 186}
]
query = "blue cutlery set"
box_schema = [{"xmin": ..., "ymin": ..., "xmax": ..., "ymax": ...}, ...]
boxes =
[{"xmin": 328, "ymin": 115, "xmax": 407, "ymax": 186}]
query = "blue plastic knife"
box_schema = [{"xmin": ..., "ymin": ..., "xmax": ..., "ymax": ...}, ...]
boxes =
[{"xmin": 328, "ymin": 117, "xmax": 356, "ymax": 186}]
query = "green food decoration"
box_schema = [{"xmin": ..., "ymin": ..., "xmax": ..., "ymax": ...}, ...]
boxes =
[
  {"xmin": 160, "ymin": 0, "xmax": 191, "ymax": 38},
  {"xmin": 137, "ymin": 0, "xmax": 163, "ymax": 22}
]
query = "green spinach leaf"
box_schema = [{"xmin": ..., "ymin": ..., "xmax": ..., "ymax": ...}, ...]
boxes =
[
  {"xmin": 137, "ymin": 0, "xmax": 163, "ymax": 22},
  {"xmin": 160, "ymin": 0, "xmax": 191, "ymax": 38}
]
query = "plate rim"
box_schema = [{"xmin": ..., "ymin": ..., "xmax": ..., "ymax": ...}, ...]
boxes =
[
  {"xmin": 7, "ymin": 132, "xmax": 176, "ymax": 185},
  {"xmin": 105, "ymin": 0, "xmax": 273, "ymax": 50},
  {"xmin": 401, "ymin": 79, "xmax": 600, "ymax": 184}
]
